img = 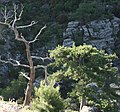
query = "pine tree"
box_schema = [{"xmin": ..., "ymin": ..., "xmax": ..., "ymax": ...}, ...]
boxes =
[{"xmin": 49, "ymin": 45, "xmax": 120, "ymax": 111}]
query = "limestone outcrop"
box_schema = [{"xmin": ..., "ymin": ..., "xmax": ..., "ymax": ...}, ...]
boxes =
[{"xmin": 63, "ymin": 17, "xmax": 120, "ymax": 54}]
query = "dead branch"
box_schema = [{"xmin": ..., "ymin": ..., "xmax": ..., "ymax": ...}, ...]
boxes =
[
  {"xmin": 12, "ymin": 4, "xmax": 24, "ymax": 28},
  {"xmin": 29, "ymin": 25, "xmax": 46, "ymax": 44},
  {"xmin": 35, "ymin": 65, "xmax": 46, "ymax": 69},
  {"xmin": 16, "ymin": 21, "xmax": 37, "ymax": 29},
  {"xmin": 20, "ymin": 72, "xmax": 30, "ymax": 80},
  {"xmin": 0, "ymin": 57, "xmax": 30, "ymax": 68},
  {"xmin": 0, "ymin": 21, "xmax": 9, "ymax": 26},
  {"xmin": 0, "ymin": 4, "xmax": 23, "ymax": 27},
  {"xmin": 31, "ymin": 56, "xmax": 52, "ymax": 62},
  {"xmin": 20, "ymin": 33, "xmax": 28, "ymax": 42},
  {"xmin": 0, "ymin": 4, "xmax": 46, "ymax": 44},
  {"xmin": 1, "ymin": 6, "xmax": 7, "ymax": 23}
]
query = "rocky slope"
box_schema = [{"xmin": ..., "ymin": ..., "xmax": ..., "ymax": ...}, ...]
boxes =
[{"xmin": 63, "ymin": 16, "xmax": 120, "ymax": 72}]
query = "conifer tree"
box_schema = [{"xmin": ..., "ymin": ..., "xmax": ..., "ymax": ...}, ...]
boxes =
[{"xmin": 49, "ymin": 45, "xmax": 120, "ymax": 111}]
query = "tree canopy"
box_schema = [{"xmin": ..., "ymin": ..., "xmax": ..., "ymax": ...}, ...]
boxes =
[{"xmin": 49, "ymin": 45, "xmax": 120, "ymax": 111}]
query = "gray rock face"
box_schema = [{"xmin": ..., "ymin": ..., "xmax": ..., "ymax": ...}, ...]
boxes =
[
  {"xmin": 63, "ymin": 38, "xmax": 74, "ymax": 47},
  {"xmin": 68, "ymin": 21, "xmax": 79, "ymax": 28},
  {"xmin": 63, "ymin": 16, "xmax": 120, "ymax": 53}
]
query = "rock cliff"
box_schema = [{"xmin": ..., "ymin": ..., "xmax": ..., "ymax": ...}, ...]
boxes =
[{"xmin": 63, "ymin": 17, "xmax": 120, "ymax": 52}]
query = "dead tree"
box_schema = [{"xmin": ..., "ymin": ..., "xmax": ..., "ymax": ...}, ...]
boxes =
[{"xmin": 0, "ymin": 4, "xmax": 50, "ymax": 106}]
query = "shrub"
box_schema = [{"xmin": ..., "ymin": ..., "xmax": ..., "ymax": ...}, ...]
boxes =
[
  {"xmin": 1, "ymin": 74, "xmax": 27, "ymax": 101},
  {"xmin": 31, "ymin": 81, "xmax": 64, "ymax": 112},
  {"xmin": 31, "ymin": 97, "xmax": 54, "ymax": 112}
]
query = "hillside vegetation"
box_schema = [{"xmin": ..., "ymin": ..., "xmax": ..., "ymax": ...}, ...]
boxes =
[{"xmin": 0, "ymin": 0, "xmax": 120, "ymax": 112}]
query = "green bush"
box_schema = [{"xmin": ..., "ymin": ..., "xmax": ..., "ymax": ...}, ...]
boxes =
[
  {"xmin": 1, "ymin": 74, "xmax": 27, "ymax": 101},
  {"xmin": 31, "ymin": 81, "xmax": 64, "ymax": 112},
  {"xmin": 31, "ymin": 97, "xmax": 54, "ymax": 112}
]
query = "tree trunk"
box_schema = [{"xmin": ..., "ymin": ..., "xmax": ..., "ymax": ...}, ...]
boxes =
[
  {"xmin": 23, "ymin": 42, "xmax": 35, "ymax": 106},
  {"xmin": 79, "ymin": 97, "xmax": 86, "ymax": 112},
  {"xmin": 23, "ymin": 79, "xmax": 33, "ymax": 106}
]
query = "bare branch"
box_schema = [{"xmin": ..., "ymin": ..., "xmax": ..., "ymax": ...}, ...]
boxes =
[
  {"xmin": 31, "ymin": 56, "xmax": 51, "ymax": 62},
  {"xmin": 12, "ymin": 4, "xmax": 24, "ymax": 27},
  {"xmin": 0, "ymin": 6, "xmax": 12, "ymax": 27},
  {"xmin": 0, "ymin": 21, "xmax": 9, "ymax": 26},
  {"xmin": 20, "ymin": 33, "xmax": 27, "ymax": 42},
  {"xmin": 0, "ymin": 4, "xmax": 45, "ymax": 44},
  {"xmin": 20, "ymin": 72, "xmax": 30, "ymax": 80},
  {"xmin": 16, "ymin": 21, "xmax": 37, "ymax": 29},
  {"xmin": 35, "ymin": 65, "xmax": 46, "ymax": 69},
  {"xmin": 18, "ymin": 4, "xmax": 24, "ymax": 20},
  {"xmin": 0, "ymin": 5, "xmax": 18, "ymax": 28},
  {"xmin": 11, "ymin": 4, "xmax": 17, "ymax": 27},
  {"xmin": 0, "ymin": 57, "xmax": 30, "ymax": 68},
  {"xmin": 4, "ymin": 6, "xmax": 7, "ymax": 23},
  {"xmin": 29, "ymin": 25, "xmax": 46, "ymax": 44}
]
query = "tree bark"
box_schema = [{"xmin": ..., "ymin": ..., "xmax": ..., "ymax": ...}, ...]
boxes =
[
  {"xmin": 23, "ymin": 80, "xmax": 33, "ymax": 106},
  {"xmin": 23, "ymin": 42, "xmax": 35, "ymax": 106}
]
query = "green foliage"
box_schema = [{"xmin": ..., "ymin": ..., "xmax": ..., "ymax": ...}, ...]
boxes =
[
  {"xmin": 31, "ymin": 81, "xmax": 64, "ymax": 112},
  {"xmin": 49, "ymin": 45, "xmax": 120, "ymax": 111},
  {"xmin": 39, "ymin": 23, "xmax": 64, "ymax": 46},
  {"xmin": 1, "ymin": 73, "xmax": 27, "ymax": 101},
  {"xmin": 0, "ymin": 1, "xmax": 120, "ymax": 111},
  {"xmin": 70, "ymin": 1, "xmax": 112, "ymax": 23},
  {"xmin": 73, "ymin": 31, "xmax": 83, "ymax": 46},
  {"xmin": 31, "ymin": 97, "xmax": 54, "ymax": 112}
]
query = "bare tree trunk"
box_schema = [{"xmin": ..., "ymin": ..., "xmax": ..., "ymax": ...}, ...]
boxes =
[
  {"xmin": 0, "ymin": 4, "xmax": 46, "ymax": 107},
  {"xmin": 23, "ymin": 42, "xmax": 35, "ymax": 106},
  {"xmin": 23, "ymin": 80, "xmax": 33, "ymax": 106}
]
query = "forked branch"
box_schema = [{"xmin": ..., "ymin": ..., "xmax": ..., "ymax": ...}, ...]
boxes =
[
  {"xmin": 12, "ymin": 3, "xmax": 24, "ymax": 27},
  {"xmin": 0, "ymin": 4, "xmax": 46, "ymax": 44}
]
